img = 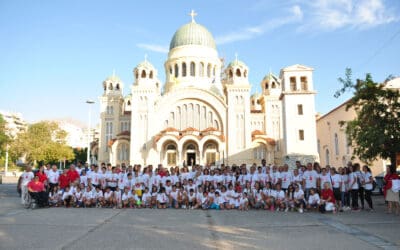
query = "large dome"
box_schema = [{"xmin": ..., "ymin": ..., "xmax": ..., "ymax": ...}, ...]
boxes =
[{"xmin": 169, "ymin": 22, "xmax": 216, "ymax": 50}]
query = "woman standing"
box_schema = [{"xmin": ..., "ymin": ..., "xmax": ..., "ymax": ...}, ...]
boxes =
[
  {"xmin": 348, "ymin": 165, "xmax": 360, "ymax": 211},
  {"xmin": 362, "ymin": 165, "xmax": 374, "ymax": 211},
  {"xmin": 383, "ymin": 166, "xmax": 399, "ymax": 215}
]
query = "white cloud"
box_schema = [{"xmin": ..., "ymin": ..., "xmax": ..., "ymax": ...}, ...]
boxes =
[
  {"xmin": 136, "ymin": 43, "xmax": 168, "ymax": 53},
  {"xmin": 215, "ymin": 5, "xmax": 303, "ymax": 45},
  {"xmin": 301, "ymin": 0, "xmax": 398, "ymax": 31}
]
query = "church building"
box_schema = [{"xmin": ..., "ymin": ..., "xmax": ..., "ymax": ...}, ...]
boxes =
[{"xmin": 96, "ymin": 12, "xmax": 319, "ymax": 167}]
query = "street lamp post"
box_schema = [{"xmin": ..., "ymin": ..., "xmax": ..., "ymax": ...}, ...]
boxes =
[
  {"xmin": 86, "ymin": 100, "xmax": 95, "ymax": 166},
  {"xmin": 5, "ymin": 144, "xmax": 9, "ymax": 176}
]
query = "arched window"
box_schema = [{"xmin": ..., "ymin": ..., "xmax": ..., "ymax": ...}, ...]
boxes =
[
  {"xmin": 174, "ymin": 64, "xmax": 179, "ymax": 78},
  {"xmin": 190, "ymin": 62, "xmax": 195, "ymax": 76},
  {"xmin": 207, "ymin": 64, "xmax": 211, "ymax": 77},
  {"xmin": 325, "ymin": 149, "xmax": 330, "ymax": 165},
  {"xmin": 272, "ymin": 82, "xmax": 276, "ymax": 88},
  {"xmin": 169, "ymin": 66, "xmax": 172, "ymax": 75},
  {"xmin": 229, "ymin": 70, "xmax": 233, "ymax": 78},
  {"xmin": 244, "ymin": 70, "xmax": 247, "ymax": 78},
  {"xmin": 236, "ymin": 69, "xmax": 241, "ymax": 77},
  {"xmin": 127, "ymin": 100, "xmax": 131, "ymax": 106},
  {"xmin": 265, "ymin": 83, "xmax": 269, "ymax": 89},
  {"xmin": 116, "ymin": 84, "xmax": 120, "ymax": 90},
  {"xmin": 103, "ymin": 82, "xmax": 106, "ymax": 91},
  {"xmin": 109, "ymin": 83, "xmax": 113, "ymax": 90},
  {"xmin": 167, "ymin": 144, "xmax": 176, "ymax": 150},
  {"xmin": 199, "ymin": 62, "xmax": 204, "ymax": 77},
  {"xmin": 135, "ymin": 71, "xmax": 138, "ymax": 79},
  {"xmin": 182, "ymin": 62, "xmax": 187, "ymax": 77},
  {"xmin": 118, "ymin": 144, "xmax": 129, "ymax": 161},
  {"xmin": 149, "ymin": 71, "xmax": 153, "ymax": 79},
  {"xmin": 345, "ymin": 136, "xmax": 350, "ymax": 154},
  {"xmin": 141, "ymin": 70, "xmax": 146, "ymax": 78},
  {"xmin": 334, "ymin": 133, "xmax": 339, "ymax": 155},
  {"xmin": 212, "ymin": 66, "xmax": 216, "ymax": 77}
]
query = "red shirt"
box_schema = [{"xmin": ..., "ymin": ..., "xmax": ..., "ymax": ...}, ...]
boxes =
[
  {"xmin": 321, "ymin": 189, "xmax": 335, "ymax": 203},
  {"xmin": 59, "ymin": 174, "xmax": 70, "ymax": 189},
  {"xmin": 158, "ymin": 170, "xmax": 167, "ymax": 178},
  {"xmin": 384, "ymin": 173, "xmax": 399, "ymax": 189},
  {"xmin": 36, "ymin": 171, "xmax": 48, "ymax": 183},
  {"xmin": 67, "ymin": 169, "xmax": 80, "ymax": 182},
  {"xmin": 28, "ymin": 180, "xmax": 45, "ymax": 192}
]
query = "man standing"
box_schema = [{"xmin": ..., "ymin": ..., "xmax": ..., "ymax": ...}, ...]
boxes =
[
  {"xmin": 47, "ymin": 165, "xmax": 60, "ymax": 192},
  {"xmin": 20, "ymin": 166, "xmax": 34, "ymax": 205},
  {"xmin": 302, "ymin": 163, "xmax": 319, "ymax": 200}
]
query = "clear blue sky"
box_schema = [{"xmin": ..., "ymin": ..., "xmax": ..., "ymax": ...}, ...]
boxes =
[{"xmin": 0, "ymin": 0, "xmax": 399, "ymax": 126}]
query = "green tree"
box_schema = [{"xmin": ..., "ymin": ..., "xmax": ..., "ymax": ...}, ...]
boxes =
[
  {"xmin": 73, "ymin": 147, "xmax": 87, "ymax": 164},
  {"xmin": 10, "ymin": 121, "xmax": 74, "ymax": 165},
  {"xmin": 0, "ymin": 114, "xmax": 10, "ymax": 158},
  {"xmin": 335, "ymin": 68, "xmax": 400, "ymax": 168}
]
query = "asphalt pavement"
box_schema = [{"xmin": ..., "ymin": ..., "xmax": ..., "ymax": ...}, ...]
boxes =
[{"xmin": 0, "ymin": 183, "xmax": 399, "ymax": 250}]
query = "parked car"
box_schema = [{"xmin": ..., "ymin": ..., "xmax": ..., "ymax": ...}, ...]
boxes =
[{"xmin": 372, "ymin": 175, "xmax": 384, "ymax": 195}]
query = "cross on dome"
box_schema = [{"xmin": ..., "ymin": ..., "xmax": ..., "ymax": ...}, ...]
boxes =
[
  {"xmin": 235, "ymin": 52, "xmax": 238, "ymax": 62},
  {"xmin": 144, "ymin": 53, "xmax": 148, "ymax": 62},
  {"xmin": 189, "ymin": 10, "xmax": 197, "ymax": 23}
]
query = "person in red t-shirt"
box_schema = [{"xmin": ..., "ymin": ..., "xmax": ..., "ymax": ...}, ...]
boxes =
[
  {"xmin": 383, "ymin": 166, "xmax": 399, "ymax": 214},
  {"xmin": 67, "ymin": 165, "xmax": 80, "ymax": 184},
  {"xmin": 28, "ymin": 176, "xmax": 48, "ymax": 207},
  {"xmin": 157, "ymin": 164, "xmax": 167, "ymax": 178},
  {"xmin": 36, "ymin": 165, "xmax": 48, "ymax": 186},
  {"xmin": 320, "ymin": 182, "xmax": 336, "ymax": 213},
  {"xmin": 59, "ymin": 169, "xmax": 70, "ymax": 190}
]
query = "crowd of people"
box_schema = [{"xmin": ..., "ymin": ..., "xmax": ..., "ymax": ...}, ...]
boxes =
[{"xmin": 19, "ymin": 160, "xmax": 400, "ymax": 215}]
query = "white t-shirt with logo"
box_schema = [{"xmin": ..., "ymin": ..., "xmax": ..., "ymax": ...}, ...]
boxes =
[{"xmin": 303, "ymin": 170, "xmax": 319, "ymax": 189}]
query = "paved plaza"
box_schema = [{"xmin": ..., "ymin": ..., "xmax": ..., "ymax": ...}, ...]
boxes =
[{"xmin": 0, "ymin": 181, "xmax": 399, "ymax": 250}]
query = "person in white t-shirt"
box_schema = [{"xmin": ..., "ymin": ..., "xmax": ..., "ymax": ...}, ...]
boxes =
[
  {"xmin": 20, "ymin": 166, "xmax": 35, "ymax": 205},
  {"xmin": 157, "ymin": 187, "xmax": 168, "ymax": 209},
  {"xmin": 274, "ymin": 184, "xmax": 286, "ymax": 212},
  {"xmin": 80, "ymin": 170, "xmax": 88, "ymax": 187},
  {"xmin": 187, "ymin": 188, "xmax": 197, "ymax": 209},
  {"xmin": 169, "ymin": 185, "xmax": 180, "ymax": 209},
  {"xmin": 62, "ymin": 186, "xmax": 74, "ymax": 207},
  {"xmin": 48, "ymin": 185, "xmax": 62, "ymax": 207},
  {"xmin": 121, "ymin": 187, "xmax": 131, "ymax": 208},
  {"xmin": 239, "ymin": 192, "xmax": 249, "ymax": 211},
  {"xmin": 94, "ymin": 186, "xmax": 104, "ymax": 208},
  {"xmin": 113, "ymin": 186, "xmax": 122, "ymax": 209},
  {"xmin": 293, "ymin": 184, "xmax": 305, "ymax": 213},
  {"xmin": 141, "ymin": 187, "xmax": 152, "ymax": 208},
  {"xmin": 74, "ymin": 186, "xmax": 83, "ymax": 208},
  {"xmin": 330, "ymin": 168, "xmax": 342, "ymax": 210},
  {"xmin": 82, "ymin": 186, "xmax": 95, "ymax": 208},
  {"xmin": 280, "ymin": 164, "xmax": 292, "ymax": 191},
  {"xmin": 47, "ymin": 165, "xmax": 59, "ymax": 192},
  {"xmin": 348, "ymin": 165, "xmax": 360, "ymax": 211},
  {"xmin": 103, "ymin": 187, "xmax": 114, "ymax": 207},
  {"xmin": 362, "ymin": 165, "xmax": 374, "ymax": 211},
  {"xmin": 129, "ymin": 189, "xmax": 140, "ymax": 208},
  {"xmin": 302, "ymin": 163, "xmax": 319, "ymax": 199},
  {"xmin": 319, "ymin": 168, "xmax": 331, "ymax": 190},
  {"xmin": 307, "ymin": 188, "xmax": 320, "ymax": 211},
  {"xmin": 106, "ymin": 167, "xmax": 118, "ymax": 191}
]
